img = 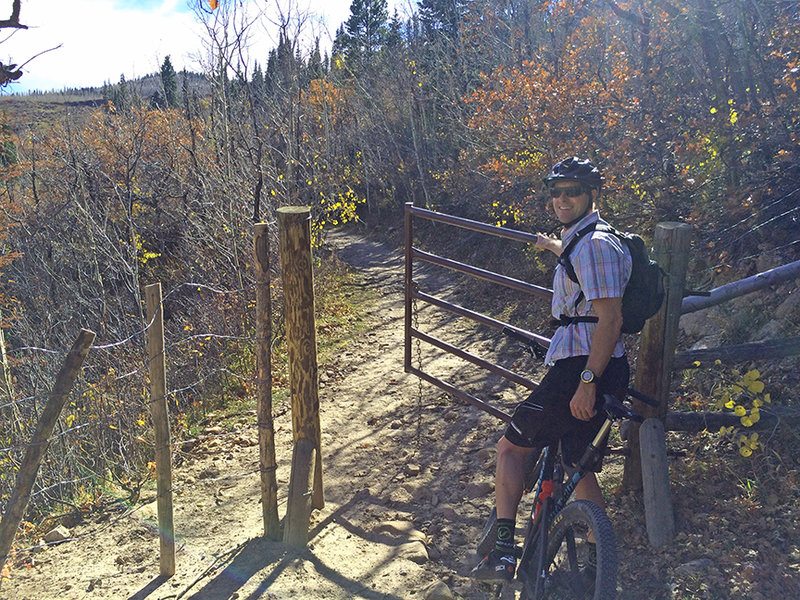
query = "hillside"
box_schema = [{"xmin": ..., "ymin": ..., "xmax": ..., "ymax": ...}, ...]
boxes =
[{"xmin": 3, "ymin": 228, "xmax": 800, "ymax": 599}]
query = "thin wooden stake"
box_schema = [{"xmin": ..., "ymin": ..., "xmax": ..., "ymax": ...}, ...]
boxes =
[
  {"xmin": 0, "ymin": 329, "xmax": 95, "ymax": 574},
  {"xmin": 145, "ymin": 283, "xmax": 175, "ymax": 577},
  {"xmin": 254, "ymin": 223, "xmax": 280, "ymax": 540}
]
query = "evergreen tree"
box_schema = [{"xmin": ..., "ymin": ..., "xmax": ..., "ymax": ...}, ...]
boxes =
[
  {"xmin": 160, "ymin": 55, "xmax": 178, "ymax": 108},
  {"xmin": 343, "ymin": 0, "xmax": 389, "ymax": 69},
  {"xmin": 418, "ymin": 0, "xmax": 467, "ymax": 40},
  {"xmin": 307, "ymin": 38, "xmax": 324, "ymax": 80}
]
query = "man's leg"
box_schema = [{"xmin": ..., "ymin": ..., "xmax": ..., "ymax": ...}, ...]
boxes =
[
  {"xmin": 574, "ymin": 471, "xmax": 605, "ymax": 509},
  {"xmin": 575, "ymin": 472, "xmax": 603, "ymax": 545},
  {"xmin": 496, "ymin": 435, "xmax": 535, "ymax": 519},
  {"xmin": 471, "ymin": 435, "xmax": 534, "ymax": 582}
]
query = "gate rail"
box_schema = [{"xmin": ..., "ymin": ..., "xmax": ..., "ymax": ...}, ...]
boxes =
[{"xmin": 403, "ymin": 202, "xmax": 550, "ymax": 422}]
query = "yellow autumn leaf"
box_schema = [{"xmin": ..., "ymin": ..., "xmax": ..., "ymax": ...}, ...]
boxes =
[
  {"xmin": 744, "ymin": 369, "xmax": 760, "ymax": 382},
  {"xmin": 739, "ymin": 446, "xmax": 752, "ymax": 457},
  {"xmin": 734, "ymin": 405, "xmax": 746, "ymax": 417},
  {"xmin": 740, "ymin": 416, "xmax": 752, "ymax": 427},
  {"xmin": 747, "ymin": 380, "xmax": 765, "ymax": 394}
]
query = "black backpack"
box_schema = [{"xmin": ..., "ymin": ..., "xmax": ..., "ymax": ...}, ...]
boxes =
[{"xmin": 556, "ymin": 222, "xmax": 665, "ymax": 334}]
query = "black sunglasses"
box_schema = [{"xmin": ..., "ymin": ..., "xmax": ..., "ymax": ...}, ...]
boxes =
[{"xmin": 548, "ymin": 185, "xmax": 586, "ymax": 199}]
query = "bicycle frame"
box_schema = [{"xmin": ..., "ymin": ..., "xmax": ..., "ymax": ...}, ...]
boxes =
[{"xmin": 516, "ymin": 413, "xmax": 615, "ymax": 595}]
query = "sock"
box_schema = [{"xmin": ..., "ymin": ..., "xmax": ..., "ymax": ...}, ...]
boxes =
[{"xmin": 495, "ymin": 518, "xmax": 515, "ymax": 555}]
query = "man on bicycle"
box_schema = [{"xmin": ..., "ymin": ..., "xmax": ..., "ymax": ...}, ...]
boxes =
[{"xmin": 471, "ymin": 156, "xmax": 632, "ymax": 583}]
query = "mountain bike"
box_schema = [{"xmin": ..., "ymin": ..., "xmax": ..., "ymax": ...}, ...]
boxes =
[{"xmin": 475, "ymin": 329, "xmax": 658, "ymax": 600}]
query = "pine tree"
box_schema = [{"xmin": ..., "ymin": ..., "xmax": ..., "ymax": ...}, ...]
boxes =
[
  {"xmin": 160, "ymin": 55, "xmax": 178, "ymax": 108},
  {"xmin": 418, "ymin": 0, "xmax": 467, "ymax": 41},
  {"xmin": 343, "ymin": 0, "xmax": 389, "ymax": 69}
]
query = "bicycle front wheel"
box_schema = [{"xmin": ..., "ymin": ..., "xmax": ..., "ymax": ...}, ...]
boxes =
[{"xmin": 539, "ymin": 500, "xmax": 617, "ymax": 600}]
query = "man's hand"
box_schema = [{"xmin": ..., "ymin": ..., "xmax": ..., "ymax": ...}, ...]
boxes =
[
  {"xmin": 570, "ymin": 383, "xmax": 596, "ymax": 421},
  {"xmin": 535, "ymin": 233, "xmax": 562, "ymax": 256}
]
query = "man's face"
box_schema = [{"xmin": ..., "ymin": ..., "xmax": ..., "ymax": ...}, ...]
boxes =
[{"xmin": 550, "ymin": 180, "xmax": 594, "ymax": 224}]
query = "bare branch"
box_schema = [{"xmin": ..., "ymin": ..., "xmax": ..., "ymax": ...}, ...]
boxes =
[{"xmin": 0, "ymin": 0, "xmax": 27, "ymax": 29}]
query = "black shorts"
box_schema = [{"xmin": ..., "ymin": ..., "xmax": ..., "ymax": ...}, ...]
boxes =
[{"xmin": 504, "ymin": 355, "xmax": 629, "ymax": 471}]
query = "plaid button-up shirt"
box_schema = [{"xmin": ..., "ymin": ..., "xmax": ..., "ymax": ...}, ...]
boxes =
[{"xmin": 545, "ymin": 211, "xmax": 632, "ymax": 365}]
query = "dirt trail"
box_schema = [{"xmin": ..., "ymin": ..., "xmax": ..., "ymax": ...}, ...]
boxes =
[{"xmin": 4, "ymin": 229, "xmax": 516, "ymax": 600}]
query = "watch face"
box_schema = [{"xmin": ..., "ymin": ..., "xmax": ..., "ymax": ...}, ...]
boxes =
[{"xmin": 581, "ymin": 369, "xmax": 595, "ymax": 383}]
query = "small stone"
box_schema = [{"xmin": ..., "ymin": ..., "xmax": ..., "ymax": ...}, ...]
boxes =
[
  {"xmin": 741, "ymin": 562, "xmax": 758, "ymax": 581},
  {"xmin": 464, "ymin": 481, "xmax": 493, "ymax": 499},
  {"xmin": 674, "ymin": 558, "xmax": 716, "ymax": 576},
  {"xmin": 375, "ymin": 520, "xmax": 426, "ymax": 543},
  {"xmin": 405, "ymin": 464, "xmax": 421, "ymax": 476},
  {"xmin": 422, "ymin": 580, "xmax": 454, "ymax": 600},
  {"xmin": 477, "ymin": 448, "xmax": 494, "ymax": 462},
  {"xmin": 43, "ymin": 525, "xmax": 71, "ymax": 544},
  {"xmin": 398, "ymin": 540, "xmax": 428, "ymax": 564}
]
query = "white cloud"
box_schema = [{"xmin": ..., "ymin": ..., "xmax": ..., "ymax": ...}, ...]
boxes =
[
  {"xmin": 4, "ymin": 0, "xmax": 205, "ymax": 92},
  {"xmin": 1, "ymin": 0, "xmax": 409, "ymax": 94}
]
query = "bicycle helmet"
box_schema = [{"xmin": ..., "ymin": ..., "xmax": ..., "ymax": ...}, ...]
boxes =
[{"xmin": 543, "ymin": 156, "xmax": 605, "ymax": 190}]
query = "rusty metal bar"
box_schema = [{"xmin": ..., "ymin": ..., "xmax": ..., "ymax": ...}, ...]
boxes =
[
  {"xmin": 404, "ymin": 203, "xmax": 414, "ymax": 372},
  {"xmin": 413, "ymin": 289, "xmax": 552, "ymax": 348},
  {"xmin": 409, "ymin": 205, "xmax": 541, "ymax": 246},
  {"xmin": 411, "ymin": 328, "xmax": 538, "ymax": 390},
  {"xmin": 407, "ymin": 366, "xmax": 512, "ymax": 423},
  {"xmin": 412, "ymin": 248, "xmax": 553, "ymax": 299}
]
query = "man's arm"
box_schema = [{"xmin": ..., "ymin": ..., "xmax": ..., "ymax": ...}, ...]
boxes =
[{"xmin": 569, "ymin": 296, "xmax": 623, "ymax": 421}]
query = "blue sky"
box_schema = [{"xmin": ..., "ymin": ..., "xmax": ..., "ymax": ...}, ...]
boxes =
[{"xmin": 2, "ymin": 0, "xmax": 406, "ymax": 94}]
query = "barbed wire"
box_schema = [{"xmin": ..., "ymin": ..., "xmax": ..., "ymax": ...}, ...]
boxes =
[
  {"xmin": 709, "ymin": 186, "xmax": 800, "ymax": 242},
  {"xmin": 5, "ymin": 281, "xmax": 254, "ymax": 357},
  {"xmin": 0, "ymin": 362, "xmax": 259, "ymax": 455},
  {"xmin": 711, "ymin": 203, "xmax": 800, "ymax": 253},
  {"xmin": 705, "ymin": 239, "xmax": 800, "ymax": 273}
]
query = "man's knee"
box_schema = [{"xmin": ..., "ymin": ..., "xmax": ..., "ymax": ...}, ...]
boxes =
[{"xmin": 497, "ymin": 435, "xmax": 533, "ymax": 461}]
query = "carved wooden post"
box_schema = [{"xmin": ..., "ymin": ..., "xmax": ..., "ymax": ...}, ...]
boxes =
[
  {"xmin": 254, "ymin": 223, "xmax": 280, "ymax": 540},
  {"xmin": 0, "ymin": 329, "xmax": 95, "ymax": 575},
  {"xmin": 145, "ymin": 283, "xmax": 175, "ymax": 576},
  {"xmin": 623, "ymin": 222, "xmax": 691, "ymax": 546},
  {"xmin": 278, "ymin": 207, "xmax": 323, "ymax": 547}
]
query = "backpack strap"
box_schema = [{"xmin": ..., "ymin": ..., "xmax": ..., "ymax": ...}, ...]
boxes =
[
  {"xmin": 554, "ymin": 222, "xmax": 620, "ymax": 328},
  {"xmin": 557, "ymin": 222, "xmax": 598, "ymax": 283}
]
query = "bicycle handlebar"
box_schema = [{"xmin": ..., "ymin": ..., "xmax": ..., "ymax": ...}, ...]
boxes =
[{"xmin": 601, "ymin": 394, "xmax": 644, "ymax": 423}]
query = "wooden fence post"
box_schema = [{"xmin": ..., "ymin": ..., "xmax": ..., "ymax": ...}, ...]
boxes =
[
  {"xmin": 278, "ymin": 206, "xmax": 324, "ymax": 547},
  {"xmin": 639, "ymin": 418, "xmax": 675, "ymax": 546},
  {"xmin": 254, "ymin": 223, "xmax": 280, "ymax": 540},
  {"xmin": 623, "ymin": 222, "xmax": 691, "ymax": 545},
  {"xmin": 145, "ymin": 283, "xmax": 175, "ymax": 577},
  {"xmin": 0, "ymin": 329, "xmax": 95, "ymax": 574}
]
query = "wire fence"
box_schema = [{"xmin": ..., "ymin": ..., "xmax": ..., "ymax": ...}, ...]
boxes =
[{"xmin": 0, "ymin": 278, "xmax": 281, "ymax": 565}]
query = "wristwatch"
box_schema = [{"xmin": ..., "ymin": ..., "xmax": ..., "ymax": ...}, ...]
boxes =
[{"xmin": 580, "ymin": 369, "xmax": 596, "ymax": 384}]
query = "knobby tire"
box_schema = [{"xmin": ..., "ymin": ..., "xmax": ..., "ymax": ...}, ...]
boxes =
[{"xmin": 523, "ymin": 500, "xmax": 617, "ymax": 600}]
